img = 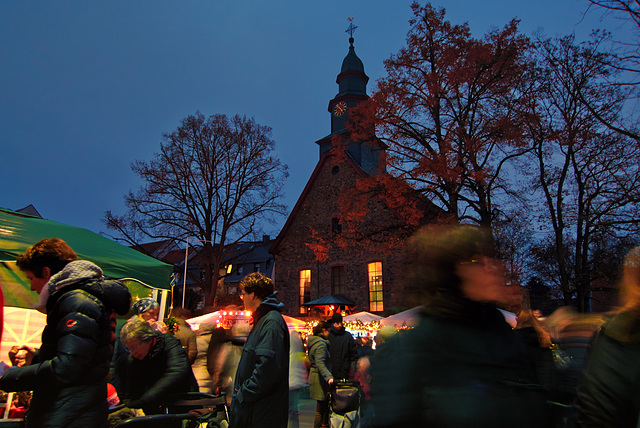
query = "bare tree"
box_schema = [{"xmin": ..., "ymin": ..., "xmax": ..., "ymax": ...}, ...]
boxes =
[
  {"xmin": 528, "ymin": 34, "xmax": 640, "ymax": 311},
  {"xmin": 580, "ymin": 1, "xmax": 640, "ymax": 139},
  {"xmin": 105, "ymin": 112, "xmax": 288, "ymax": 307}
]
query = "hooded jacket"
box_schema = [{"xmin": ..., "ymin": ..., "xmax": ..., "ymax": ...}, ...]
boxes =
[
  {"xmin": 308, "ymin": 334, "xmax": 332, "ymax": 401},
  {"xmin": 0, "ymin": 261, "xmax": 132, "ymax": 428},
  {"xmin": 230, "ymin": 292, "xmax": 290, "ymax": 428}
]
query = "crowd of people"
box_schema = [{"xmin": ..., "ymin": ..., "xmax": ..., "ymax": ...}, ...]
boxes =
[{"xmin": 1, "ymin": 226, "xmax": 640, "ymax": 427}]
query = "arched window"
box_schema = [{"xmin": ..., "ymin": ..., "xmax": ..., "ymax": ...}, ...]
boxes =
[
  {"xmin": 367, "ymin": 262, "xmax": 383, "ymax": 311},
  {"xmin": 299, "ymin": 270, "xmax": 311, "ymax": 314},
  {"xmin": 331, "ymin": 266, "xmax": 345, "ymax": 295}
]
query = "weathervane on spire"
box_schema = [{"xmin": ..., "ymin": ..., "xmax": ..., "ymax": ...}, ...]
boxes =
[{"xmin": 346, "ymin": 17, "xmax": 358, "ymax": 38}]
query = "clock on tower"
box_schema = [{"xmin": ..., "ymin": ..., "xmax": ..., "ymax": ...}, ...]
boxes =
[{"xmin": 333, "ymin": 101, "xmax": 347, "ymax": 117}]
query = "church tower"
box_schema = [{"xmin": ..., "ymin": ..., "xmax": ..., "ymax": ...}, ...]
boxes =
[
  {"xmin": 271, "ymin": 21, "xmax": 416, "ymax": 317},
  {"xmin": 315, "ymin": 24, "xmax": 385, "ymax": 175}
]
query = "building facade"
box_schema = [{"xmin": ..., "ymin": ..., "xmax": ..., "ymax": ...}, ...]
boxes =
[{"xmin": 271, "ymin": 34, "xmax": 436, "ymax": 316}]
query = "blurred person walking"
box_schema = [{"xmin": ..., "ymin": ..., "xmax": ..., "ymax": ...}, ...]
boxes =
[
  {"xmin": 192, "ymin": 323, "xmax": 215, "ymax": 394},
  {"xmin": 369, "ymin": 225, "xmax": 551, "ymax": 428},
  {"xmin": 575, "ymin": 246, "xmax": 640, "ymax": 427},
  {"xmin": 289, "ymin": 330, "xmax": 308, "ymax": 428},
  {"xmin": 215, "ymin": 322, "xmax": 250, "ymax": 406},
  {"xmin": 206, "ymin": 326, "xmax": 229, "ymax": 394}
]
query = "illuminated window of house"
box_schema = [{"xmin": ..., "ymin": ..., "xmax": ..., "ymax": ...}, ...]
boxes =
[
  {"xmin": 226, "ymin": 265, "xmax": 233, "ymax": 274},
  {"xmin": 299, "ymin": 269, "xmax": 311, "ymax": 314},
  {"xmin": 331, "ymin": 266, "xmax": 345, "ymax": 295},
  {"xmin": 254, "ymin": 262, "xmax": 261, "ymax": 273},
  {"xmin": 368, "ymin": 262, "xmax": 383, "ymax": 312}
]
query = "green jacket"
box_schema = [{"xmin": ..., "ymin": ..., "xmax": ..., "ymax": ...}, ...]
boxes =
[
  {"xmin": 308, "ymin": 335, "xmax": 332, "ymax": 401},
  {"xmin": 230, "ymin": 294, "xmax": 290, "ymax": 428}
]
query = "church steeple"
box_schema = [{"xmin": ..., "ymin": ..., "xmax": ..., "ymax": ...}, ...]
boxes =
[
  {"xmin": 327, "ymin": 22, "xmax": 369, "ymax": 136},
  {"xmin": 316, "ymin": 20, "xmax": 384, "ymax": 175}
]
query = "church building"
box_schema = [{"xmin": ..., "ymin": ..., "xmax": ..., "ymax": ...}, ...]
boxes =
[{"xmin": 270, "ymin": 29, "xmax": 439, "ymax": 317}]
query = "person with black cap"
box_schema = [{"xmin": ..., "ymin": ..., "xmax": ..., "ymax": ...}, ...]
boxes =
[{"xmin": 327, "ymin": 312, "xmax": 358, "ymax": 380}]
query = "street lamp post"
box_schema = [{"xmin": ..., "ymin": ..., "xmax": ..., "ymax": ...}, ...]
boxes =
[{"xmin": 182, "ymin": 237, "xmax": 216, "ymax": 309}]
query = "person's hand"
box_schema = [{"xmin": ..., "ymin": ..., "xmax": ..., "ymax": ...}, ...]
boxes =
[
  {"xmin": 328, "ymin": 378, "xmax": 334, "ymax": 386},
  {"xmin": 9, "ymin": 346, "xmax": 34, "ymax": 367}
]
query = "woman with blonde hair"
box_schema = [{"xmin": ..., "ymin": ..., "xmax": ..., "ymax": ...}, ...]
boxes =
[{"xmin": 576, "ymin": 246, "xmax": 640, "ymax": 427}]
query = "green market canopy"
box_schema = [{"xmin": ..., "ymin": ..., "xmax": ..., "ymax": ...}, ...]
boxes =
[{"xmin": 0, "ymin": 207, "xmax": 173, "ymax": 308}]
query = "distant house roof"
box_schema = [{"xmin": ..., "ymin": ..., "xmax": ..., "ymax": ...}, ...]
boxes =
[
  {"xmin": 130, "ymin": 239, "xmax": 182, "ymax": 265},
  {"xmin": 16, "ymin": 204, "xmax": 42, "ymax": 218}
]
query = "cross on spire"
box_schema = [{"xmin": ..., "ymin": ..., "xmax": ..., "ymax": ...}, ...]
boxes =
[{"xmin": 345, "ymin": 18, "xmax": 358, "ymax": 38}]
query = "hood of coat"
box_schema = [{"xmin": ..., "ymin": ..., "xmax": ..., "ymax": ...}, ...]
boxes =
[
  {"xmin": 45, "ymin": 260, "xmax": 132, "ymax": 315},
  {"xmin": 259, "ymin": 291, "xmax": 285, "ymax": 311},
  {"xmin": 252, "ymin": 291, "xmax": 285, "ymax": 326},
  {"xmin": 308, "ymin": 334, "xmax": 329, "ymax": 352}
]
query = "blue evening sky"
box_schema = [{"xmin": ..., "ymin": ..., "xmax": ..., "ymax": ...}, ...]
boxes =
[{"xmin": 0, "ymin": 0, "xmax": 625, "ymax": 239}]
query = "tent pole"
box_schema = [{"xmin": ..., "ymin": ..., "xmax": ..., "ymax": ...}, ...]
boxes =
[{"xmin": 182, "ymin": 238, "xmax": 189, "ymax": 309}]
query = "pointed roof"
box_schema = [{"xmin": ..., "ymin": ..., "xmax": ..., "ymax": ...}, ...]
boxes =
[
  {"xmin": 341, "ymin": 37, "xmax": 365, "ymax": 74},
  {"xmin": 269, "ymin": 150, "xmax": 368, "ymax": 254},
  {"xmin": 335, "ymin": 36, "xmax": 369, "ymax": 98}
]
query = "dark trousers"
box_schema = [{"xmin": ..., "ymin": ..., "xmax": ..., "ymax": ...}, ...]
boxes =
[{"xmin": 314, "ymin": 400, "xmax": 329, "ymax": 428}]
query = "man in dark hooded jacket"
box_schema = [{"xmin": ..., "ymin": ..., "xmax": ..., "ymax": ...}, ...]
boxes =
[
  {"xmin": 0, "ymin": 238, "xmax": 132, "ymax": 428},
  {"xmin": 328, "ymin": 312, "xmax": 358, "ymax": 380},
  {"xmin": 230, "ymin": 272, "xmax": 290, "ymax": 428}
]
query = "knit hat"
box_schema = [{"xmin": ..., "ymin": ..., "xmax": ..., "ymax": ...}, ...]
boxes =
[
  {"xmin": 132, "ymin": 298, "xmax": 159, "ymax": 315},
  {"xmin": 107, "ymin": 383, "xmax": 120, "ymax": 408},
  {"xmin": 331, "ymin": 312, "xmax": 343, "ymax": 324}
]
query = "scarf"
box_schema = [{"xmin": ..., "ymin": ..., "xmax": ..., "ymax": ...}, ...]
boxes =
[{"xmin": 35, "ymin": 260, "xmax": 103, "ymax": 314}]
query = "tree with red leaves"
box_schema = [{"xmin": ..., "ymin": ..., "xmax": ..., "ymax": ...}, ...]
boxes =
[{"xmin": 349, "ymin": 3, "xmax": 533, "ymax": 228}]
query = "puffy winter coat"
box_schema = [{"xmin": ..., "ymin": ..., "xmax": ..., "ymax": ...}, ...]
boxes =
[
  {"xmin": 0, "ymin": 266, "xmax": 131, "ymax": 428},
  {"xmin": 230, "ymin": 294, "xmax": 289, "ymax": 428},
  {"xmin": 121, "ymin": 332, "xmax": 199, "ymax": 415},
  {"xmin": 308, "ymin": 335, "xmax": 333, "ymax": 401}
]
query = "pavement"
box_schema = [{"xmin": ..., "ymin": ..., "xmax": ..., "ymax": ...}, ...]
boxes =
[{"xmin": 295, "ymin": 397, "xmax": 317, "ymax": 428}]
